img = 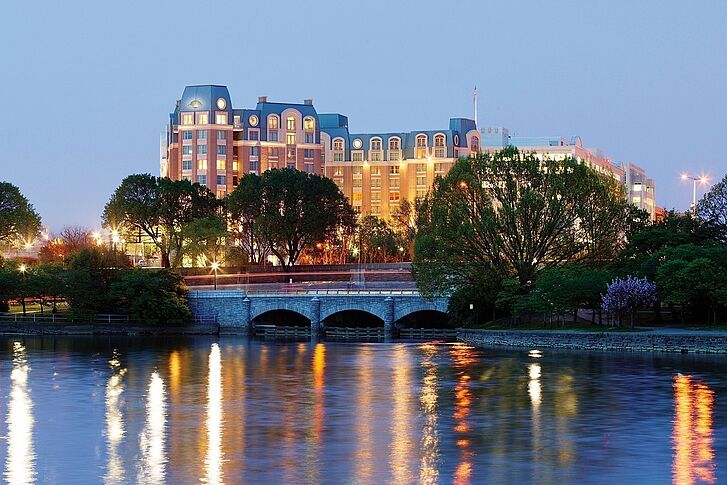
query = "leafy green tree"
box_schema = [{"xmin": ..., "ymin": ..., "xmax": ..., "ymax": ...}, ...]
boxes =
[
  {"xmin": 63, "ymin": 247, "xmax": 130, "ymax": 319},
  {"xmin": 391, "ymin": 199, "xmax": 418, "ymax": 260},
  {"xmin": 0, "ymin": 181, "xmax": 42, "ymax": 246},
  {"xmin": 109, "ymin": 269, "xmax": 190, "ymax": 325},
  {"xmin": 103, "ymin": 175, "xmax": 221, "ymax": 267},
  {"xmin": 654, "ymin": 245, "xmax": 727, "ymax": 324},
  {"xmin": 0, "ymin": 266, "xmax": 21, "ymax": 312},
  {"xmin": 226, "ymin": 174, "xmax": 269, "ymax": 264},
  {"xmin": 358, "ymin": 215, "xmax": 403, "ymax": 263},
  {"xmin": 697, "ymin": 174, "xmax": 727, "ymax": 242},
  {"xmin": 181, "ymin": 215, "xmax": 227, "ymax": 267},
  {"xmin": 254, "ymin": 169, "xmax": 356, "ymax": 268},
  {"xmin": 414, "ymin": 147, "xmax": 634, "ymax": 296}
]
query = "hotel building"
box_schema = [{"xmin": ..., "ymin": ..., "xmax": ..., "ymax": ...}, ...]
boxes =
[{"xmin": 163, "ymin": 85, "xmax": 657, "ymax": 220}]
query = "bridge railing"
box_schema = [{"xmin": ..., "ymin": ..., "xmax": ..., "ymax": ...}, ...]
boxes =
[{"xmin": 240, "ymin": 289, "xmax": 421, "ymax": 296}]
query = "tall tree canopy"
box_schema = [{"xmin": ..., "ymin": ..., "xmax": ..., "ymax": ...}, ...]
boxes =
[
  {"xmin": 229, "ymin": 169, "xmax": 355, "ymax": 268},
  {"xmin": 697, "ymin": 174, "xmax": 727, "ymax": 242},
  {"xmin": 226, "ymin": 173, "xmax": 268, "ymax": 264},
  {"xmin": 414, "ymin": 147, "xmax": 634, "ymax": 296},
  {"xmin": 103, "ymin": 174, "xmax": 222, "ymax": 267},
  {"xmin": 0, "ymin": 181, "xmax": 42, "ymax": 245}
]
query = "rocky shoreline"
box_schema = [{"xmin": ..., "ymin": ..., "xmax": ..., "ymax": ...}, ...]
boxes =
[{"xmin": 458, "ymin": 328, "xmax": 727, "ymax": 354}]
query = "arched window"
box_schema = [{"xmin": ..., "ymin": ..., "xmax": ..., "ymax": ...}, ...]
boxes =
[
  {"xmin": 286, "ymin": 116, "xmax": 296, "ymax": 131},
  {"xmin": 267, "ymin": 115, "xmax": 279, "ymax": 142},
  {"xmin": 470, "ymin": 136, "xmax": 479, "ymax": 153},
  {"xmin": 389, "ymin": 137, "xmax": 400, "ymax": 150},
  {"xmin": 434, "ymin": 134, "xmax": 446, "ymax": 158},
  {"xmin": 416, "ymin": 134, "xmax": 428, "ymax": 158},
  {"xmin": 370, "ymin": 137, "xmax": 382, "ymax": 161},
  {"xmin": 303, "ymin": 117, "xmax": 315, "ymax": 131},
  {"xmin": 333, "ymin": 137, "xmax": 344, "ymax": 162}
]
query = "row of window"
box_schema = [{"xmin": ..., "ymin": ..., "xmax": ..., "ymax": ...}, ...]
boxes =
[
  {"xmin": 182, "ymin": 130, "xmax": 227, "ymax": 140},
  {"xmin": 181, "ymin": 112, "xmax": 228, "ymax": 125}
]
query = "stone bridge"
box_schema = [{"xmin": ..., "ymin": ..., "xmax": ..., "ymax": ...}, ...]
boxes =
[{"xmin": 188, "ymin": 290, "xmax": 449, "ymax": 337}]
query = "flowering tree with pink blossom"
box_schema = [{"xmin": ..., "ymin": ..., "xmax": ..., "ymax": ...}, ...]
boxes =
[{"xmin": 601, "ymin": 276, "xmax": 657, "ymax": 328}]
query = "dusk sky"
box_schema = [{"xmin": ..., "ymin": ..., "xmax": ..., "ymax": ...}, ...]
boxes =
[{"xmin": 2, "ymin": 0, "xmax": 725, "ymax": 231}]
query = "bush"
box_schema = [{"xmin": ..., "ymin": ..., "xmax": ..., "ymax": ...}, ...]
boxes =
[{"xmin": 109, "ymin": 269, "xmax": 190, "ymax": 326}]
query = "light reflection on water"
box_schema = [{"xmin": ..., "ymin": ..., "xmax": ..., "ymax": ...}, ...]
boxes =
[
  {"xmin": 0, "ymin": 337, "xmax": 724, "ymax": 484},
  {"xmin": 4, "ymin": 342, "xmax": 35, "ymax": 485}
]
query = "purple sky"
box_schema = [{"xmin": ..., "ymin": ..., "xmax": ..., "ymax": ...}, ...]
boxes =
[{"xmin": 2, "ymin": 0, "xmax": 725, "ymax": 231}]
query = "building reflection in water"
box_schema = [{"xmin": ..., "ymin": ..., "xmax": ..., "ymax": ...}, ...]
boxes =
[
  {"xmin": 305, "ymin": 343, "xmax": 325, "ymax": 483},
  {"xmin": 390, "ymin": 344, "xmax": 414, "ymax": 483},
  {"xmin": 451, "ymin": 343, "xmax": 476, "ymax": 485},
  {"xmin": 104, "ymin": 350, "xmax": 127, "ymax": 485},
  {"xmin": 4, "ymin": 341, "xmax": 36, "ymax": 485},
  {"xmin": 672, "ymin": 374, "xmax": 716, "ymax": 485},
  {"xmin": 138, "ymin": 371, "xmax": 167, "ymax": 485},
  {"xmin": 419, "ymin": 343, "xmax": 440, "ymax": 485},
  {"xmin": 354, "ymin": 346, "xmax": 374, "ymax": 482},
  {"xmin": 203, "ymin": 343, "xmax": 224, "ymax": 484}
]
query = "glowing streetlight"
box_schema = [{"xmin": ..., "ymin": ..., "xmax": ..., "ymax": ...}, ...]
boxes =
[
  {"xmin": 18, "ymin": 264, "xmax": 27, "ymax": 274},
  {"xmin": 680, "ymin": 173, "xmax": 709, "ymax": 215},
  {"xmin": 210, "ymin": 261, "xmax": 220, "ymax": 290}
]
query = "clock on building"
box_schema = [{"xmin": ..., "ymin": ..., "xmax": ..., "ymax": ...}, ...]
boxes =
[
  {"xmin": 352, "ymin": 138, "xmax": 362, "ymax": 149},
  {"xmin": 249, "ymin": 115, "xmax": 259, "ymax": 126},
  {"xmin": 216, "ymin": 98, "xmax": 227, "ymax": 110}
]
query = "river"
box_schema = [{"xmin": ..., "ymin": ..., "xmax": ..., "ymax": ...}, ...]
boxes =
[{"xmin": 0, "ymin": 336, "xmax": 724, "ymax": 484}]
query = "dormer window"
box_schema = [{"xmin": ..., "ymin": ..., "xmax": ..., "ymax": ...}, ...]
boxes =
[
  {"xmin": 434, "ymin": 134, "xmax": 445, "ymax": 147},
  {"xmin": 303, "ymin": 117, "xmax": 315, "ymax": 131},
  {"xmin": 470, "ymin": 136, "xmax": 480, "ymax": 153},
  {"xmin": 416, "ymin": 134, "xmax": 428, "ymax": 158},
  {"xmin": 286, "ymin": 116, "xmax": 296, "ymax": 131},
  {"xmin": 182, "ymin": 113, "xmax": 193, "ymax": 125},
  {"xmin": 434, "ymin": 134, "xmax": 446, "ymax": 158},
  {"xmin": 215, "ymin": 113, "xmax": 228, "ymax": 125},
  {"xmin": 333, "ymin": 138, "xmax": 344, "ymax": 162}
]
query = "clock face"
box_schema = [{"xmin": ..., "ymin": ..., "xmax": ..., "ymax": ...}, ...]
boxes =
[
  {"xmin": 216, "ymin": 98, "xmax": 227, "ymax": 110},
  {"xmin": 249, "ymin": 115, "xmax": 259, "ymax": 127},
  {"xmin": 353, "ymin": 138, "xmax": 362, "ymax": 149}
]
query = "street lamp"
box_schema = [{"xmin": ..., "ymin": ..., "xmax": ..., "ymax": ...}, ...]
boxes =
[
  {"xmin": 18, "ymin": 265, "xmax": 27, "ymax": 315},
  {"xmin": 680, "ymin": 173, "xmax": 709, "ymax": 215},
  {"xmin": 210, "ymin": 261, "xmax": 220, "ymax": 290}
]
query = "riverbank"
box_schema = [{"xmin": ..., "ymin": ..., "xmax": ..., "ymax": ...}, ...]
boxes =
[
  {"xmin": 458, "ymin": 328, "xmax": 727, "ymax": 354},
  {"xmin": 0, "ymin": 321, "xmax": 219, "ymax": 336}
]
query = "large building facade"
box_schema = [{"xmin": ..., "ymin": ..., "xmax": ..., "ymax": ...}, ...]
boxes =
[{"xmin": 163, "ymin": 85, "xmax": 657, "ymax": 220}]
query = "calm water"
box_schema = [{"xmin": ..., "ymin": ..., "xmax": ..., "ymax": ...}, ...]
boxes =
[{"xmin": 0, "ymin": 337, "xmax": 724, "ymax": 484}]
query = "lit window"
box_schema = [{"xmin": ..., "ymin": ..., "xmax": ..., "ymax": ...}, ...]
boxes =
[
  {"xmin": 233, "ymin": 115, "xmax": 241, "ymax": 126},
  {"xmin": 232, "ymin": 161, "xmax": 239, "ymax": 171},
  {"xmin": 182, "ymin": 113, "xmax": 193, "ymax": 125},
  {"xmin": 216, "ymin": 160, "xmax": 225, "ymax": 170},
  {"xmin": 268, "ymin": 115, "xmax": 279, "ymax": 129},
  {"xmin": 198, "ymin": 159, "xmax": 208, "ymax": 170},
  {"xmin": 334, "ymin": 167, "xmax": 344, "ymax": 176},
  {"xmin": 287, "ymin": 116, "xmax": 296, "ymax": 130},
  {"xmin": 215, "ymin": 113, "xmax": 228, "ymax": 125},
  {"xmin": 389, "ymin": 191, "xmax": 400, "ymax": 202},
  {"xmin": 197, "ymin": 112, "xmax": 209, "ymax": 124},
  {"xmin": 216, "ymin": 189, "xmax": 226, "ymax": 198},
  {"xmin": 389, "ymin": 165, "xmax": 400, "ymax": 174},
  {"xmin": 416, "ymin": 163, "xmax": 426, "ymax": 173},
  {"xmin": 286, "ymin": 133, "xmax": 296, "ymax": 145},
  {"xmin": 353, "ymin": 192, "xmax": 363, "ymax": 201},
  {"xmin": 370, "ymin": 166, "xmax": 381, "ymax": 175},
  {"xmin": 303, "ymin": 117, "xmax": 315, "ymax": 131}
]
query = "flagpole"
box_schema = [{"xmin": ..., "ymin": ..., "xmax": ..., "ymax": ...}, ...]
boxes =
[{"xmin": 473, "ymin": 85, "xmax": 478, "ymax": 126}]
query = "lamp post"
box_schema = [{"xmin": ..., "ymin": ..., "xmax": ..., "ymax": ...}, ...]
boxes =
[
  {"xmin": 680, "ymin": 173, "xmax": 709, "ymax": 215},
  {"xmin": 210, "ymin": 261, "xmax": 220, "ymax": 290},
  {"xmin": 18, "ymin": 264, "xmax": 27, "ymax": 315}
]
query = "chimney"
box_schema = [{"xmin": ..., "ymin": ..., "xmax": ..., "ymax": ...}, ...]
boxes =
[
  {"xmin": 304, "ymin": 99, "xmax": 313, "ymax": 105},
  {"xmin": 258, "ymin": 96, "xmax": 267, "ymax": 103}
]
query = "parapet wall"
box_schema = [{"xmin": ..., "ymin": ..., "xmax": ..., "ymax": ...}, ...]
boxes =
[{"xmin": 458, "ymin": 329, "xmax": 727, "ymax": 354}]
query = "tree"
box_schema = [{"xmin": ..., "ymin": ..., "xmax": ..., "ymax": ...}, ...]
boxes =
[
  {"xmin": 391, "ymin": 199, "xmax": 418, "ymax": 260},
  {"xmin": 0, "ymin": 181, "xmax": 41, "ymax": 246},
  {"xmin": 254, "ymin": 169, "xmax": 356, "ymax": 268},
  {"xmin": 109, "ymin": 269, "xmax": 191, "ymax": 325},
  {"xmin": 103, "ymin": 175, "xmax": 221, "ymax": 267},
  {"xmin": 697, "ymin": 174, "xmax": 727, "ymax": 242},
  {"xmin": 601, "ymin": 276, "xmax": 657, "ymax": 328},
  {"xmin": 226, "ymin": 174, "xmax": 270, "ymax": 265},
  {"xmin": 414, "ymin": 147, "xmax": 635, "ymax": 296},
  {"xmin": 63, "ymin": 247, "xmax": 130, "ymax": 319},
  {"xmin": 357, "ymin": 215, "xmax": 403, "ymax": 263},
  {"xmin": 181, "ymin": 215, "xmax": 227, "ymax": 266}
]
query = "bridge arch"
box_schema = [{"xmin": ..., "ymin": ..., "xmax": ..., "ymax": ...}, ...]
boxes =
[
  {"xmin": 394, "ymin": 299, "xmax": 449, "ymax": 322},
  {"xmin": 323, "ymin": 309, "xmax": 385, "ymax": 328},
  {"xmin": 251, "ymin": 309, "xmax": 311, "ymax": 327},
  {"xmin": 395, "ymin": 309, "xmax": 449, "ymax": 328},
  {"xmin": 320, "ymin": 301, "xmax": 388, "ymax": 323},
  {"xmin": 248, "ymin": 298, "xmax": 315, "ymax": 323}
]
